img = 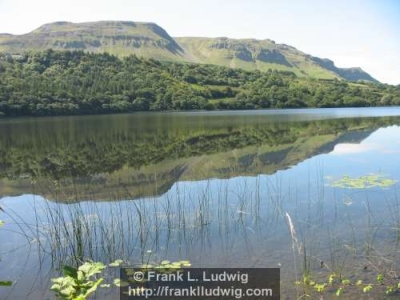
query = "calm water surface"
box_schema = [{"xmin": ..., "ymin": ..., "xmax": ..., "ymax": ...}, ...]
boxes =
[{"xmin": 1, "ymin": 107, "xmax": 400, "ymax": 299}]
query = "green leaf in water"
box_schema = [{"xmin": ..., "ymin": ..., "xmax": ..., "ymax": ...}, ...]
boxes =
[
  {"xmin": 328, "ymin": 174, "xmax": 397, "ymax": 189},
  {"xmin": 140, "ymin": 264, "xmax": 153, "ymax": 269},
  {"xmin": 125, "ymin": 268, "xmax": 137, "ymax": 276},
  {"xmin": 314, "ymin": 283, "xmax": 326, "ymax": 292},
  {"xmin": 363, "ymin": 284, "xmax": 373, "ymax": 293},
  {"xmin": 377, "ymin": 274, "xmax": 384, "ymax": 284},
  {"xmin": 113, "ymin": 278, "xmax": 129, "ymax": 287},
  {"xmin": 109, "ymin": 259, "xmax": 123, "ymax": 267},
  {"xmin": 0, "ymin": 281, "xmax": 12, "ymax": 286},
  {"xmin": 341, "ymin": 279, "xmax": 351, "ymax": 285}
]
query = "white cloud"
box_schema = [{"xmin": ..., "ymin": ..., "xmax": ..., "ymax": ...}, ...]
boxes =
[
  {"xmin": 331, "ymin": 142, "xmax": 400, "ymax": 156},
  {"xmin": 330, "ymin": 143, "xmax": 376, "ymax": 155}
]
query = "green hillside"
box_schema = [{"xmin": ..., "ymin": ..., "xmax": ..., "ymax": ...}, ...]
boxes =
[
  {"xmin": 176, "ymin": 37, "xmax": 339, "ymax": 79},
  {"xmin": 0, "ymin": 21, "xmax": 378, "ymax": 82}
]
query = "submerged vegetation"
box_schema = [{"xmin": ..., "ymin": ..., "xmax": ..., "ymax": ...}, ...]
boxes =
[{"xmin": 0, "ymin": 50, "xmax": 400, "ymax": 117}]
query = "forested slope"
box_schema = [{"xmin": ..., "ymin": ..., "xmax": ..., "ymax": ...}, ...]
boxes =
[{"xmin": 0, "ymin": 50, "xmax": 399, "ymax": 117}]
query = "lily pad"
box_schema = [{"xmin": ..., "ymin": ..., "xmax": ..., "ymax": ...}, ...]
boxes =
[
  {"xmin": 109, "ymin": 259, "xmax": 123, "ymax": 267},
  {"xmin": 328, "ymin": 174, "xmax": 397, "ymax": 189},
  {"xmin": 140, "ymin": 264, "xmax": 153, "ymax": 269},
  {"xmin": 113, "ymin": 278, "xmax": 129, "ymax": 287}
]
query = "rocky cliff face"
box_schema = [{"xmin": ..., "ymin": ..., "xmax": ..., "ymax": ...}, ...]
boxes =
[{"xmin": 308, "ymin": 56, "xmax": 378, "ymax": 82}]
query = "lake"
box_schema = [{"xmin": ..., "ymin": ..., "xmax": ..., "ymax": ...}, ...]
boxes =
[{"xmin": 1, "ymin": 107, "xmax": 400, "ymax": 299}]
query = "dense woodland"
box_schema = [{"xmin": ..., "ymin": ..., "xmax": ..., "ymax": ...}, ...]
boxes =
[{"xmin": 0, "ymin": 50, "xmax": 400, "ymax": 116}]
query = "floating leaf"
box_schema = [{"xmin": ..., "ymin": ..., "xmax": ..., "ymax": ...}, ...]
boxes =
[
  {"xmin": 386, "ymin": 286, "xmax": 395, "ymax": 295},
  {"xmin": 125, "ymin": 268, "xmax": 137, "ymax": 276},
  {"xmin": 113, "ymin": 278, "xmax": 129, "ymax": 287},
  {"xmin": 140, "ymin": 264, "xmax": 153, "ymax": 269},
  {"xmin": 377, "ymin": 274, "xmax": 384, "ymax": 284},
  {"xmin": 314, "ymin": 283, "xmax": 326, "ymax": 292},
  {"xmin": 328, "ymin": 274, "xmax": 336, "ymax": 285},
  {"xmin": 0, "ymin": 281, "xmax": 12, "ymax": 286},
  {"xmin": 363, "ymin": 284, "xmax": 373, "ymax": 293},
  {"xmin": 109, "ymin": 259, "xmax": 123, "ymax": 267},
  {"xmin": 341, "ymin": 279, "xmax": 351, "ymax": 285},
  {"xmin": 0, "ymin": 220, "xmax": 4, "ymax": 227},
  {"xmin": 328, "ymin": 174, "xmax": 397, "ymax": 189}
]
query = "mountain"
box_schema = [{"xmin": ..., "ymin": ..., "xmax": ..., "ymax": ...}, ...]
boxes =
[
  {"xmin": 0, "ymin": 21, "xmax": 187, "ymax": 61},
  {"xmin": 0, "ymin": 21, "xmax": 378, "ymax": 82}
]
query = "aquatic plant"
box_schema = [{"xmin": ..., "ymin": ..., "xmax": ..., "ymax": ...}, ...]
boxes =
[
  {"xmin": 328, "ymin": 174, "xmax": 397, "ymax": 189},
  {"xmin": 51, "ymin": 261, "xmax": 107, "ymax": 300},
  {"xmin": 0, "ymin": 220, "xmax": 12, "ymax": 287},
  {"xmin": 51, "ymin": 259, "xmax": 192, "ymax": 299},
  {"xmin": 296, "ymin": 272, "xmax": 400, "ymax": 298}
]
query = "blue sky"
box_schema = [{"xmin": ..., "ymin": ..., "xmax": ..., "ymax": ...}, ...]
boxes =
[{"xmin": 0, "ymin": 0, "xmax": 399, "ymax": 84}]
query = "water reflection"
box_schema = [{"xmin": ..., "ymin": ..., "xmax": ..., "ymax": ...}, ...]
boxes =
[
  {"xmin": 1, "ymin": 112, "xmax": 400, "ymax": 201},
  {"xmin": 1, "ymin": 109, "xmax": 400, "ymax": 299}
]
